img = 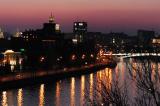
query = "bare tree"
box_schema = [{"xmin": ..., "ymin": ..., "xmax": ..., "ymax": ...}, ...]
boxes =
[
  {"xmin": 127, "ymin": 59, "xmax": 160, "ymax": 106},
  {"xmin": 85, "ymin": 59, "xmax": 160, "ymax": 106},
  {"xmin": 85, "ymin": 71, "xmax": 129, "ymax": 106}
]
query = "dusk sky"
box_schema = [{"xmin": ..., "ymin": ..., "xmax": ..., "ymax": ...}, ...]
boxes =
[{"xmin": 0, "ymin": 0, "xmax": 160, "ymax": 35}]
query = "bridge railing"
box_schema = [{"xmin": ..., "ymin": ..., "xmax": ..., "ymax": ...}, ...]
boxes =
[{"xmin": 103, "ymin": 53, "xmax": 160, "ymax": 58}]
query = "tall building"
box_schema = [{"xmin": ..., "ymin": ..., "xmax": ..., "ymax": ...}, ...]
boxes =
[
  {"xmin": 73, "ymin": 22, "xmax": 87, "ymax": 43},
  {"xmin": 42, "ymin": 14, "xmax": 61, "ymax": 36},
  {"xmin": 138, "ymin": 30, "xmax": 155, "ymax": 45},
  {"xmin": 22, "ymin": 14, "xmax": 61, "ymax": 41}
]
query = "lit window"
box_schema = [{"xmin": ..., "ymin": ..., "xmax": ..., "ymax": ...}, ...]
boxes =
[
  {"xmin": 55, "ymin": 24, "xmax": 60, "ymax": 31},
  {"xmin": 79, "ymin": 23, "xmax": 83, "ymax": 26},
  {"xmin": 113, "ymin": 38, "xmax": 115, "ymax": 43},
  {"xmin": 152, "ymin": 39, "xmax": 156, "ymax": 43},
  {"xmin": 72, "ymin": 39, "xmax": 78, "ymax": 44}
]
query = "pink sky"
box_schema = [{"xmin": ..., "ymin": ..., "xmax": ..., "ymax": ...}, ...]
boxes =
[{"xmin": 0, "ymin": 0, "xmax": 160, "ymax": 34}]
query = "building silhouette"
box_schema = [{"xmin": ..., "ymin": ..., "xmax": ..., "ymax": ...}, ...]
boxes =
[
  {"xmin": 138, "ymin": 30, "xmax": 155, "ymax": 45},
  {"xmin": 73, "ymin": 22, "xmax": 87, "ymax": 43}
]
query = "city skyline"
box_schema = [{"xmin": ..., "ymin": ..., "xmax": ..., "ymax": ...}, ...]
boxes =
[{"xmin": 0, "ymin": 0, "xmax": 160, "ymax": 34}]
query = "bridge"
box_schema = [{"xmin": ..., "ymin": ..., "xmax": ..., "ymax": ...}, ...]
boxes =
[{"xmin": 103, "ymin": 53, "xmax": 160, "ymax": 58}]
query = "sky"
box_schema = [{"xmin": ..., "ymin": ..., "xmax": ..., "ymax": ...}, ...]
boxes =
[{"xmin": 0, "ymin": 0, "xmax": 160, "ymax": 35}]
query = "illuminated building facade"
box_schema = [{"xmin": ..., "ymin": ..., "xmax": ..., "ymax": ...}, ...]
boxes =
[
  {"xmin": 152, "ymin": 37, "xmax": 160, "ymax": 46},
  {"xmin": 2, "ymin": 50, "xmax": 22, "ymax": 71},
  {"xmin": 73, "ymin": 22, "xmax": 87, "ymax": 43},
  {"xmin": 22, "ymin": 29, "xmax": 38, "ymax": 41}
]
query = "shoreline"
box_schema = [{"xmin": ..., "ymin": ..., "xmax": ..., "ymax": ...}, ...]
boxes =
[{"xmin": 0, "ymin": 63, "xmax": 116, "ymax": 90}]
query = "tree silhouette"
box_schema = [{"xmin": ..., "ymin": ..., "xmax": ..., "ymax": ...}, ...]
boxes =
[
  {"xmin": 86, "ymin": 59, "xmax": 160, "ymax": 106},
  {"xmin": 128, "ymin": 60, "xmax": 160, "ymax": 106}
]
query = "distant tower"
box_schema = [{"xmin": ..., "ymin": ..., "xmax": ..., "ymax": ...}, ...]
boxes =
[
  {"xmin": 0, "ymin": 28, "xmax": 4, "ymax": 38},
  {"xmin": 49, "ymin": 13, "xmax": 55, "ymax": 23},
  {"xmin": 42, "ymin": 13, "xmax": 61, "ymax": 35}
]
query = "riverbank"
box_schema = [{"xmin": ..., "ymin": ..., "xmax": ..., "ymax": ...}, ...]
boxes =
[{"xmin": 0, "ymin": 62, "xmax": 116, "ymax": 90}]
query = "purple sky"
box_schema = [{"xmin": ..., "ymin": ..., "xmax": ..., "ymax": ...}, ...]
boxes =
[{"xmin": 0, "ymin": 0, "xmax": 160, "ymax": 35}]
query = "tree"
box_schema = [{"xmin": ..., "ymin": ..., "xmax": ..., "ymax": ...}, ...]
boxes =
[
  {"xmin": 85, "ymin": 70, "xmax": 129, "ymax": 106},
  {"xmin": 128, "ymin": 59, "xmax": 160, "ymax": 106},
  {"xmin": 86, "ymin": 59, "xmax": 160, "ymax": 106}
]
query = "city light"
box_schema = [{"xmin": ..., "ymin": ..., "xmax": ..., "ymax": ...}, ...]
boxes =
[
  {"xmin": 0, "ymin": 3, "xmax": 160, "ymax": 106},
  {"xmin": 40, "ymin": 57, "xmax": 45, "ymax": 62},
  {"xmin": 90, "ymin": 54, "xmax": 94, "ymax": 58},
  {"xmin": 71, "ymin": 54, "xmax": 76, "ymax": 60},
  {"xmin": 82, "ymin": 54, "xmax": 85, "ymax": 59}
]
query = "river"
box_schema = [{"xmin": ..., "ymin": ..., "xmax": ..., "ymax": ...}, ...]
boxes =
[{"xmin": 0, "ymin": 57, "xmax": 160, "ymax": 106}]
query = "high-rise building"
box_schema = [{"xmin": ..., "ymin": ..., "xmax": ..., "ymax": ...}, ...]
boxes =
[
  {"xmin": 22, "ymin": 14, "xmax": 61, "ymax": 41},
  {"xmin": 73, "ymin": 22, "xmax": 87, "ymax": 43},
  {"xmin": 138, "ymin": 30, "xmax": 155, "ymax": 45},
  {"xmin": 42, "ymin": 14, "xmax": 61, "ymax": 36}
]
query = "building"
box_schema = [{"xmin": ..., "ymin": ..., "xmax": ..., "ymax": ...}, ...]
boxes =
[
  {"xmin": 138, "ymin": 30, "xmax": 155, "ymax": 45},
  {"xmin": 22, "ymin": 14, "xmax": 61, "ymax": 41},
  {"xmin": 73, "ymin": 22, "xmax": 87, "ymax": 43},
  {"xmin": 22, "ymin": 29, "xmax": 38, "ymax": 41},
  {"xmin": 0, "ymin": 16, "xmax": 97, "ymax": 69},
  {"xmin": 106, "ymin": 32, "xmax": 128, "ymax": 45},
  {"xmin": 2, "ymin": 50, "xmax": 22, "ymax": 71},
  {"xmin": 42, "ymin": 14, "xmax": 61, "ymax": 37}
]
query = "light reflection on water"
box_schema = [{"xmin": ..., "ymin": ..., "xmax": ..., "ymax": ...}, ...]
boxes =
[
  {"xmin": 0, "ymin": 58, "xmax": 160, "ymax": 106},
  {"xmin": 89, "ymin": 73, "xmax": 93, "ymax": 101},
  {"xmin": 39, "ymin": 84, "xmax": 45, "ymax": 106},
  {"xmin": 80, "ymin": 75, "xmax": 85, "ymax": 106},
  {"xmin": 70, "ymin": 77, "xmax": 75, "ymax": 106},
  {"xmin": 56, "ymin": 82, "xmax": 60, "ymax": 106},
  {"xmin": 2, "ymin": 91, "xmax": 8, "ymax": 106},
  {"xmin": 17, "ymin": 89, "xmax": 23, "ymax": 106}
]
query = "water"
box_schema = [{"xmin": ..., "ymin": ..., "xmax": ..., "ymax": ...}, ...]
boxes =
[{"xmin": 0, "ymin": 58, "xmax": 160, "ymax": 106}]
